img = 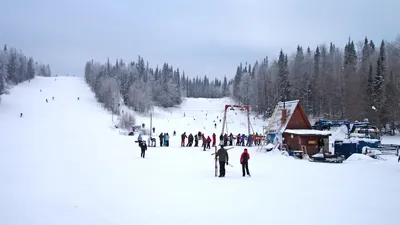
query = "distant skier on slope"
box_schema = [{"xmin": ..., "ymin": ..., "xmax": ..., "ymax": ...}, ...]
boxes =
[
  {"xmin": 240, "ymin": 149, "xmax": 251, "ymax": 177},
  {"xmin": 215, "ymin": 145, "xmax": 229, "ymax": 177}
]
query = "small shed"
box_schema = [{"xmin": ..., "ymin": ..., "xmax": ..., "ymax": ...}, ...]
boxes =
[
  {"xmin": 267, "ymin": 100, "xmax": 332, "ymax": 155},
  {"xmin": 283, "ymin": 129, "xmax": 331, "ymax": 155}
]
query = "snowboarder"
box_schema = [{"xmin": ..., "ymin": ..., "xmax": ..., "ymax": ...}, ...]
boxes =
[
  {"xmin": 140, "ymin": 142, "xmax": 147, "ymax": 158},
  {"xmin": 240, "ymin": 149, "xmax": 251, "ymax": 177},
  {"xmin": 215, "ymin": 145, "xmax": 229, "ymax": 177}
]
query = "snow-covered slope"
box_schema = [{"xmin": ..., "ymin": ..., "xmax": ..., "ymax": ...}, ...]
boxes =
[
  {"xmin": 1, "ymin": 76, "xmax": 400, "ymax": 225},
  {"xmin": 132, "ymin": 97, "xmax": 266, "ymax": 140}
]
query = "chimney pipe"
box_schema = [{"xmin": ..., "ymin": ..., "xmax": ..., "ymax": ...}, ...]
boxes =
[{"xmin": 281, "ymin": 108, "xmax": 287, "ymax": 125}]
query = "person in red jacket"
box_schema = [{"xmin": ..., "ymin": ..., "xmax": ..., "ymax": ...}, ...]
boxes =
[
  {"xmin": 240, "ymin": 149, "xmax": 251, "ymax": 177},
  {"xmin": 212, "ymin": 133, "xmax": 216, "ymax": 147},
  {"xmin": 206, "ymin": 136, "xmax": 212, "ymax": 149}
]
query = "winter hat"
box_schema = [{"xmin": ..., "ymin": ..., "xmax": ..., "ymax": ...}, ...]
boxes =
[{"xmin": 244, "ymin": 148, "xmax": 248, "ymax": 152}]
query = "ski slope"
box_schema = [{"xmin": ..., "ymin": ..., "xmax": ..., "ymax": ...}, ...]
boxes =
[
  {"xmin": 1, "ymin": 76, "xmax": 400, "ymax": 225},
  {"xmin": 131, "ymin": 97, "xmax": 266, "ymax": 142}
]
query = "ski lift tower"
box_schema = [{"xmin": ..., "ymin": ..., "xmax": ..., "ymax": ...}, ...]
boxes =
[{"xmin": 221, "ymin": 105, "xmax": 251, "ymax": 135}]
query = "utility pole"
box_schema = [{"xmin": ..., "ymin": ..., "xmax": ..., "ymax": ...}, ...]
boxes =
[{"xmin": 150, "ymin": 112, "xmax": 153, "ymax": 138}]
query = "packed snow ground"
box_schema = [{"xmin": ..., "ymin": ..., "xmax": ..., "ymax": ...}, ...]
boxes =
[{"xmin": 1, "ymin": 76, "xmax": 400, "ymax": 225}]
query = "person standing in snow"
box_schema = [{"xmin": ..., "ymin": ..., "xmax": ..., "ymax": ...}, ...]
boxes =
[
  {"xmin": 215, "ymin": 145, "xmax": 229, "ymax": 177},
  {"xmin": 137, "ymin": 134, "xmax": 143, "ymax": 146},
  {"xmin": 181, "ymin": 132, "xmax": 187, "ymax": 147},
  {"xmin": 140, "ymin": 142, "xmax": 147, "ymax": 158},
  {"xmin": 206, "ymin": 136, "xmax": 211, "ymax": 149},
  {"xmin": 159, "ymin": 133, "xmax": 164, "ymax": 147},
  {"xmin": 212, "ymin": 133, "xmax": 216, "ymax": 147},
  {"xmin": 194, "ymin": 134, "xmax": 199, "ymax": 147},
  {"xmin": 240, "ymin": 149, "xmax": 251, "ymax": 177},
  {"xmin": 165, "ymin": 133, "xmax": 169, "ymax": 147},
  {"xmin": 229, "ymin": 133, "xmax": 234, "ymax": 146}
]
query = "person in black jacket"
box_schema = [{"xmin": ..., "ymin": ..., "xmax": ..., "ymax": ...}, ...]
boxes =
[
  {"xmin": 140, "ymin": 142, "xmax": 147, "ymax": 158},
  {"xmin": 240, "ymin": 149, "xmax": 251, "ymax": 177},
  {"xmin": 215, "ymin": 145, "xmax": 229, "ymax": 177}
]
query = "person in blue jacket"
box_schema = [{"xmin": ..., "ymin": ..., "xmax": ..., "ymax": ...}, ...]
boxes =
[
  {"xmin": 247, "ymin": 134, "xmax": 253, "ymax": 147},
  {"xmin": 241, "ymin": 134, "xmax": 246, "ymax": 146},
  {"xmin": 137, "ymin": 134, "xmax": 143, "ymax": 146}
]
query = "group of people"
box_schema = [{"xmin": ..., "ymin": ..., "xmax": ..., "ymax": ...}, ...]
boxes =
[
  {"xmin": 215, "ymin": 146, "xmax": 251, "ymax": 177},
  {"xmin": 180, "ymin": 132, "xmax": 218, "ymax": 151}
]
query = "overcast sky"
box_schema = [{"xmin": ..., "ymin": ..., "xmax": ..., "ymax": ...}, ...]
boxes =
[{"xmin": 1, "ymin": 0, "xmax": 399, "ymax": 78}]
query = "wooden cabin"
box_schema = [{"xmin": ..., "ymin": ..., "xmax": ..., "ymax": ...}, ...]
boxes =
[{"xmin": 267, "ymin": 100, "xmax": 331, "ymax": 156}]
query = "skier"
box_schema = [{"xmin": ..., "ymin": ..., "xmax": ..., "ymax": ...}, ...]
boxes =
[
  {"xmin": 223, "ymin": 134, "xmax": 228, "ymax": 146},
  {"xmin": 187, "ymin": 133, "xmax": 194, "ymax": 147},
  {"xmin": 137, "ymin": 134, "xmax": 142, "ymax": 146},
  {"xmin": 20, "ymin": 113, "xmax": 23, "ymax": 118},
  {"xmin": 236, "ymin": 134, "xmax": 241, "ymax": 146},
  {"xmin": 201, "ymin": 133, "xmax": 206, "ymax": 148},
  {"xmin": 140, "ymin": 142, "xmax": 147, "ymax": 158},
  {"xmin": 212, "ymin": 133, "xmax": 216, "ymax": 147},
  {"xmin": 164, "ymin": 133, "xmax": 170, "ymax": 147},
  {"xmin": 77, "ymin": 97, "xmax": 80, "ymax": 100},
  {"xmin": 153, "ymin": 127, "xmax": 155, "ymax": 133},
  {"xmin": 214, "ymin": 123, "xmax": 217, "ymax": 129},
  {"xmin": 206, "ymin": 136, "xmax": 211, "ymax": 149},
  {"xmin": 181, "ymin": 132, "xmax": 187, "ymax": 147},
  {"xmin": 229, "ymin": 133, "xmax": 234, "ymax": 146},
  {"xmin": 241, "ymin": 134, "xmax": 246, "ymax": 146},
  {"xmin": 240, "ymin": 149, "xmax": 251, "ymax": 177},
  {"xmin": 173, "ymin": 130, "xmax": 176, "ymax": 136},
  {"xmin": 52, "ymin": 96, "xmax": 54, "ymax": 100},
  {"xmin": 45, "ymin": 99, "xmax": 48, "ymax": 103},
  {"xmin": 159, "ymin": 133, "xmax": 164, "ymax": 147},
  {"xmin": 215, "ymin": 145, "xmax": 229, "ymax": 177},
  {"xmin": 194, "ymin": 134, "xmax": 199, "ymax": 147}
]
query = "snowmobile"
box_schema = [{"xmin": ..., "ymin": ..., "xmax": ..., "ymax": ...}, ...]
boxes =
[{"xmin": 309, "ymin": 151, "xmax": 345, "ymax": 163}]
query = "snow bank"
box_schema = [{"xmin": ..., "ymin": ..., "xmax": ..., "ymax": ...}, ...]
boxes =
[
  {"xmin": 266, "ymin": 143, "xmax": 275, "ymax": 149},
  {"xmin": 346, "ymin": 153, "xmax": 376, "ymax": 162}
]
